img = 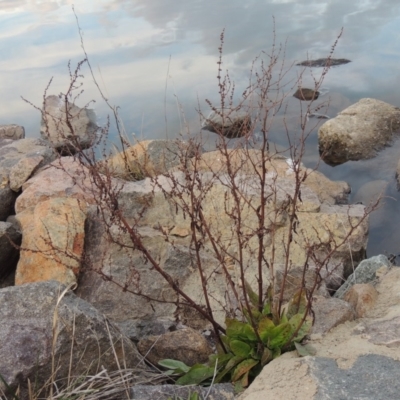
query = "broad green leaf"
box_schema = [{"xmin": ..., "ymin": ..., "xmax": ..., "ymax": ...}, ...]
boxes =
[
  {"xmin": 226, "ymin": 318, "xmax": 257, "ymax": 342},
  {"xmin": 243, "ymin": 307, "xmax": 261, "ymax": 323},
  {"xmin": 209, "ymin": 352, "xmax": 233, "ymax": 368},
  {"xmin": 226, "ymin": 318, "xmax": 247, "ymax": 339},
  {"xmin": 289, "ymin": 313, "xmax": 312, "ymax": 342},
  {"xmin": 294, "ymin": 342, "xmax": 317, "ymax": 357},
  {"xmin": 280, "ymin": 310, "xmax": 288, "ymax": 324},
  {"xmin": 262, "ymin": 301, "xmax": 271, "ymax": 316},
  {"xmin": 242, "ymin": 324, "xmax": 258, "ymax": 342},
  {"xmin": 158, "ymin": 359, "xmax": 190, "ymax": 373},
  {"xmin": 215, "ymin": 355, "xmax": 245, "ymax": 383},
  {"xmin": 261, "ymin": 347, "xmax": 272, "ymax": 366},
  {"xmin": 244, "ymin": 280, "xmax": 260, "ymax": 308},
  {"xmin": 217, "ymin": 335, "xmax": 231, "ymax": 354},
  {"xmin": 250, "ymin": 347, "xmax": 262, "ymax": 360},
  {"xmin": 257, "ymin": 317, "xmax": 275, "ymax": 344},
  {"xmin": 231, "ymin": 359, "xmax": 259, "ymax": 382},
  {"xmin": 230, "ymin": 340, "xmax": 252, "ymax": 358},
  {"xmin": 175, "ymin": 364, "xmax": 215, "ymax": 385},
  {"xmin": 286, "ymin": 289, "xmax": 307, "ymax": 319},
  {"xmin": 269, "ymin": 322, "xmax": 293, "ymax": 349},
  {"xmin": 272, "ymin": 348, "xmax": 281, "ymax": 359}
]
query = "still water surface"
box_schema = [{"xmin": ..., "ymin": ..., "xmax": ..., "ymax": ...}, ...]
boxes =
[{"xmin": 1, "ymin": 0, "xmax": 400, "ymax": 257}]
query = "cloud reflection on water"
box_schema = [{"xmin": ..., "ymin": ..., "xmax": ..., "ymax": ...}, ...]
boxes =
[{"xmin": 0, "ymin": 0, "xmax": 399, "ymax": 139}]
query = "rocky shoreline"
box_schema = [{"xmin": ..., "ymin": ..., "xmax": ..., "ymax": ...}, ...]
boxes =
[{"xmin": 2, "ymin": 96, "xmax": 400, "ymax": 399}]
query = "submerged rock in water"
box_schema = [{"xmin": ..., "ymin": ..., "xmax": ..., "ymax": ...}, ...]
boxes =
[
  {"xmin": 319, "ymin": 98, "xmax": 400, "ymax": 165},
  {"xmin": 202, "ymin": 108, "xmax": 251, "ymax": 138},
  {"xmin": 296, "ymin": 58, "xmax": 351, "ymax": 67},
  {"xmin": 293, "ymin": 88, "xmax": 320, "ymax": 101}
]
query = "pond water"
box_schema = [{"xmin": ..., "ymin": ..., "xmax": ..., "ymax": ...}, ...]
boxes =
[{"xmin": 1, "ymin": 0, "xmax": 400, "ymax": 258}]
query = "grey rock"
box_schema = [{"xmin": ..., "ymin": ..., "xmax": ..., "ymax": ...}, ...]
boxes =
[
  {"xmin": 0, "ymin": 124, "xmax": 25, "ymax": 140},
  {"xmin": 9, "ymin": 155, "xmax": 44, "ymax": 192},
  {"xmin": 130, "ymin": 383, "xmax": 235, "ymax": 400},
  {"xmin": 358, "ymin": 315, "xmax": 400, "ymax": 348},
  {"xmin": 77, "ymin": 212, "xmax": 205, "ymax": 340},
  {"xmin": 138, "ymin": 327, "xmax": 213, "ymax": 366},
  {"xmin": 0, "ymin": 221, "xmax": 21, "ymax": 280},
  {"xmin": 202, "ymin": 109, "xmax": 251, "ymax": 138},
  {"xmin": 319, "ymin": 98, "xmax": 400, "ymax": 165},
  {"xmin": 311, "ymin": 296, "xmax": 355, "ymax": 334},
  {"xmin": 41, "ymin": 95, "xmax": 98, "ymax": 154},
  {"xmin": 0, "ymin": 138, "xmax": 55, "ymax": 168},
  {"xmin": 0, "ymin": 280, "xmax": 142, "ymax": 399},
  {"xmin": 0, "ymin": 138, "xmax": 56, "ymax": 219},
  {"xmin": 311, "ymin": 355, "xmax": 400, "ymax": 400},
  {"xmin": 334, "ymin": 254, "xmax": 391, "ymax": 299},
  {"xmin": 118, "ymin": 318, "xmax": 177, "ymax": 343}
]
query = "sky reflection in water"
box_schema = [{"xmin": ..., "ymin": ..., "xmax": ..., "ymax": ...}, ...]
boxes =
[{"xmin": 1, "ymin": 0, "xmax": 400, "ymax": 256}]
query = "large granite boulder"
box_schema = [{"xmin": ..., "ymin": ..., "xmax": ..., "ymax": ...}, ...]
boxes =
[
  {"xmin": 40, "ymin": 95, "xmax": 98, "ymax": 154},
  {"xmin": 238, "ymin": 266, "xmax": 400, "ymax": 400},
  {"xmin": 334, "ymin": 254, "xmax": 391, "ymax": 299},
  {"xmin": 0, "ymin": 281, "xmax": 142, "ymax": 399},
  {"xmin": 98, "ymin": 139, "xmax": 198, "ymax": 181},
  {"xmin": 78, "ymin": 149, "xmax": 367, "ymax": 338},
  {"xmin": 15, "ymin": 157, "xmax": 96, "ymax": 213},
  {"xmin": 137, "ymin": 327, "xmax": 212, "ymax": 366},
  {"xmin": 0, "ymin": 138, "xmax": 55, "ymax": 220},
  {"xmin": 319, "ymin": 98, "xmax": 400, "ymax": 165},
  {"xmin": 15, "ymin": 197, "xmax": 87, "ymax": 286},
  {"xmin": 239, "ymin": 354, "xmax": 400, "ymax": 400}
]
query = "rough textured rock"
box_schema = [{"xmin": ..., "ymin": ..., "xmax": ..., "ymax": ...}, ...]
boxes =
[
  {"xmin": 239, "ymin": 262, "xmax": 400, "ymax": 400},
  {"xmin": 311, "ymin": 295, "xmax": 355, "ymax": 334},
  {"xmin": 240, "ymin": 354, "xmax": 400, "ymax": 400},
  {"xmin": 130, "ymin": 384, "xmax": 235, "ymax": 400},
  {"xmin": 15, "ymin": 157, "xmax": 96, "ymax": 213},
  {"xmin": 41, "ymin": 95, "xmax": 98, "ymax": 153},
  {"xmin": 77, "ymin": 149, "xmax": 367, "ymax": 336},
  {"xmin": 15, "ymin": 197, "xmax": 87, "ymax": 285},
  {"xmin": 0, "ymin": 221, "xmax": 21, "ymax": 280},
  {"xmin": 319, "ymin": 98, "xmax": 400, "ymax": 165},
  {"xmin": 9, "ymin": 155, "xmax": 44, "ymax": 192},
  {"xmin": 99, "ymin": 139, "xmax": 196, "ymax": 180},
  {"xmin": 0, "ymin": 138, "xmax": 55, "ymax": 171},
  {"xmin": 0, "ymin": 281, "xmax": 142, "ymax": 399},
  {"xmin": 202, "ymin": 109, "xmax": 251, "ymax": 138},
  {"xmin": 77, "ymin": 219, "xmax": 223, "ymax": 339},
  {"xmin": 343, "ymin": 283, "xmax": 378, "ymax": 318},
  {"xmin": 334, "ymin": 254, "xmax": 391, "ymax": 299},
  {"xmin": 138, "ymin": 328, "xmax": 213, "ymax": 366},
  {"xmin": 189, "ymin": 149, "xmax": 351, "ymax": 205},
  {"xmin": 0, "ymin": 124, "xmax": 25, "ymax": 140},
  {"xmin": 0, "ymin": 138, "xmax": 56, "ymax": 219}
]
